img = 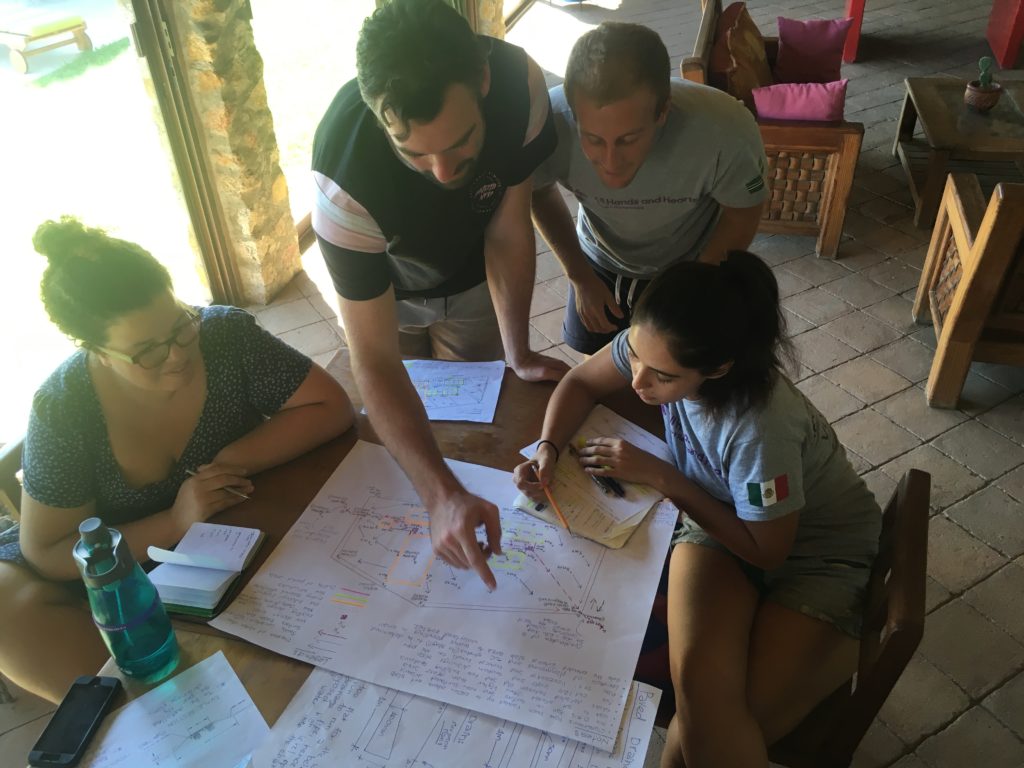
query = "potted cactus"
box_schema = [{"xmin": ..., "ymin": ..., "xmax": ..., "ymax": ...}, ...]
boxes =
[{"xmin": 965, "ymin": 56, "xmax": 1003, "ymax": 113}]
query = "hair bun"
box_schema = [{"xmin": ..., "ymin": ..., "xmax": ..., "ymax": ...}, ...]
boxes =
[{"xmin": 33, "ymin": 216, "xmax": 89, "ymax": 267}]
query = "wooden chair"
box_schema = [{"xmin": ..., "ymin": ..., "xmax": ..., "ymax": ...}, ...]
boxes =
[
  {"xmin": 0, "ymin": 437, "xmax": 22, "ymax": 519},
  {"xmin": 681, "ymin": 0, "xmax": 863, "ymax": 259},
  {"xmin": 769, "ymin": 469, "xmax": 930, "ymax": 767},
  {"xmin": 642, "ymin": 469, "xmax": 931, "ymax": 767},
  {"xmin": 913, "ymin": 173, "xmax": 1024, "ymax": 408}
]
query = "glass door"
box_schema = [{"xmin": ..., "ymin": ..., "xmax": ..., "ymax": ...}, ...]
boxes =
[{"xmin": 0, "ymin": 0, "xmax": 206, "ymax": 444}]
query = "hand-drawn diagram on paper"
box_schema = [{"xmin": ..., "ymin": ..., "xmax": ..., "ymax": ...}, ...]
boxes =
[
  {"xmin": 211, "ymin": 441, "xmax": 675, "ymax": 752},
  {"xmin": 83, "ymin": 652, "xmax": 268, "ymax": 768},
  {"xmin": 253, "ymin": 667, "xmax": 661, "ymax": 768},
  {"xmin": 402, "ymin": 359, "xmax": 505, "ymax": 422}
]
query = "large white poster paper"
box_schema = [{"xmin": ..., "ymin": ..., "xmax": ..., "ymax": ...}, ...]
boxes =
[{"xmin": 211, "ymin": 441, "xmax": 675, "ymax": 751}]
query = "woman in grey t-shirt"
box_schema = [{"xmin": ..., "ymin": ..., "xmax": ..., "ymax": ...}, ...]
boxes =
[{"xmin": 513, "ymin": 251, "xmax": 880, "ymax": 768}]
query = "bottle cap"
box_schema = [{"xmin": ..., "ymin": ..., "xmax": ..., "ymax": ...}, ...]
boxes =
[{"xmin": 78, "ymin": 517, "xmax": 110, "ymax": 547}]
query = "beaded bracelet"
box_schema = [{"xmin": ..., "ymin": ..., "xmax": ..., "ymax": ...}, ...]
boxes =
[{"xmin": 536, "ymin": 439, "xmax": 560, "ymax": 462}]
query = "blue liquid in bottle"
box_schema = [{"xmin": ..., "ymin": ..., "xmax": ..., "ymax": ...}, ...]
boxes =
[{"xmin": 73, "ymin": 518, "xmax": 179, "ymax": 683}]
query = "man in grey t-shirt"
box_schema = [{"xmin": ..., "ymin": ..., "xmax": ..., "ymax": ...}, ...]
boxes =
[{"xmin": 533, "ymin": 22, "xmax": 768, "ymax": 354}]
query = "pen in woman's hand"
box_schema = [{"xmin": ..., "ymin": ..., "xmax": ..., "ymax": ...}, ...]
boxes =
[
  {"xmin": 568, "ymin": 444, "xmax": 626, "ymax": 498},
  {"xmin": 184, "ymin": 468, "xmax": 251, "ymax": 500}
]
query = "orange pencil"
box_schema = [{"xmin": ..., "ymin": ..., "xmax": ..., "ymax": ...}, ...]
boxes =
[{"xmin": 541, "ymin": 484, "xmax": 571, "ymax": 532}]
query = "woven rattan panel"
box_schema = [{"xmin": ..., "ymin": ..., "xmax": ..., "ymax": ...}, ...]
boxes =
[
  {"xmin": 933, "ymin": 231, "xmax": 963, "ymax": 324},
  {"xmin": 764, "ymin": 150, "xmax": 831, "ymax": 223}
]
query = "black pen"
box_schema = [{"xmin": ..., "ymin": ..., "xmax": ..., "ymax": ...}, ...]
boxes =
[
  {"xmin": 603, "ymin": 476, "xmax": 626, "ymax": 498},
  {"xmin": 568, "ymin": 445, "xmax": 626, "ymax": 498}
]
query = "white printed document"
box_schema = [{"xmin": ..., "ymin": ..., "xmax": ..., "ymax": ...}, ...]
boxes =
[
  {"xmin": 253, "ymin": 667, "xmax": 662, "ymax": 768},
  {"xmin": 211, "ymin": 441, "xmax": 675, "ymax": 751},
  {"xmin": 403, "ymin": 358, "xmax": 505, "ymax": 422},
  {"xmin": 82, "ymin": 651, "xmax": 269, "ymax": 768}
]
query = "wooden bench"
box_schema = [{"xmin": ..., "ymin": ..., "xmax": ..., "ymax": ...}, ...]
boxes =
[
  {"xmin": 0, "ymin": 15, "xmax": 92, "ymax": 74},
  {"xmin": 681, "ymin": 0, "xmax": 863, "ymax": 259}
]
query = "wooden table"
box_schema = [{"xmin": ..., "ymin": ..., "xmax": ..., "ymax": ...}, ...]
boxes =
[
  {"xmin": 892, "ymin": 77, "xmax": 1024, "ymax": 229},
  {"xmin": 99, "ymin": 350, "xmax": 662, "ymax": 724}
]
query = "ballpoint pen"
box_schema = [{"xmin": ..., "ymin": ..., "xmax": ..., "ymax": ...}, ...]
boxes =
[{"xmin": 184, "ymin": 468, "xmax": 251, "ymax": 500}]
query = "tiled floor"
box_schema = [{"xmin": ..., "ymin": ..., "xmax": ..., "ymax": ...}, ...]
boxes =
[{"xmin": 4, "ymin": 1, "xmax": 1024, "ymax": 766}]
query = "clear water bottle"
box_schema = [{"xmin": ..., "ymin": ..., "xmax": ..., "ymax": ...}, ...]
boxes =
[{"xmin": 72, "ymin": 518, "xmax": 179, "ymax": 683}]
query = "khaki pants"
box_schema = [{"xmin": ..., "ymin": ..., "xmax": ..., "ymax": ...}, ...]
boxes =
[{"xmin": 395, "ymin": 281, "xmax": 504, "ymax": 361}]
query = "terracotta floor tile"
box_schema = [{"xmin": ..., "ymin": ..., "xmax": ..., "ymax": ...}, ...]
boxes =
[
  {"xmin": 833, "ymin": 409, "xmax": 920, "ymax": 466},
  {"xmin": 915, "ymin": 706, "xmax": 1024, "ymax": 768},
  {"xmin": 931, "ymin": 422, "xmax": 1024, "ymax": 480},
  {"xmin": 881, "ymin": 446, "xmax": 985, "ymax": 511},
  {"xmin": 918, "ymin": 600, "xmax": 1024, "ymax": 698},
  {"xmin": 879, "ymin": 653, "xmax": 969, "ymax": 745},
  {"xmin": 824, "ymin": 357, "xmax": 914, "ymax": 404},
  {"xmin": 926, "ymin": 515, "xmax": 1006, "ymax": 594},
  {"xmin": 873, "ymin": 387, "xmax": 968, "ymax": 441},
  {"xmin": 964, "ymin": 562, "xmax": 1024, "ymax": 644}
]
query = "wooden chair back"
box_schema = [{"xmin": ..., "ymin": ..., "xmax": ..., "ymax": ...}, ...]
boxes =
[
  {"xmin": 769, "ymin": 469, "xmax": 931, "ymax": 767},
  {"xmin": 679, "ymin": 0, "xmax": 862, "ymax": 259},
  {"xmin": 913, "ymin": 173, "xmax": 1024, "ymax": 407},
  {"xmin": 0, "ymin": 437, "xmax": 23, "ymax": 519},
  {"xmin": 681, "ymin": 0, "xmax": 722, "ymax": 85}
]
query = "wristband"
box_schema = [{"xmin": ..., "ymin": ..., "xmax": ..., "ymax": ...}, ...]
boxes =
[{"xmin": 536, "ymin": 439, "xmax": 560, "ymax": 462}]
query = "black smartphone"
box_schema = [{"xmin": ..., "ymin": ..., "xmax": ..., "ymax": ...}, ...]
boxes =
[{"xmin": 28, "ymin": 676, "xmax": 121, "ymax": 767}]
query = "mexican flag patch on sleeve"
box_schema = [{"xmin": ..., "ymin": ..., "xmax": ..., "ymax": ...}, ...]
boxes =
[{"xmin": 747, "ymin": 474, "xmax": 789, "ymax": 507}]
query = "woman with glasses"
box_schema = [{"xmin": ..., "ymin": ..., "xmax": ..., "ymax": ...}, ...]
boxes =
[{"xmin": 0, "ymin": 217, "xmax": 354, "ymax": 702}]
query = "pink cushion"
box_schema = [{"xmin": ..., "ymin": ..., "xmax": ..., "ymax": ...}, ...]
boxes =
[
  {"xmin": 774, "ymin": 17, "xmax": 853, "ymax": 83},
  {"xmin": 752, "ymin": 79, "xmax": 848, "ymax": 121}
]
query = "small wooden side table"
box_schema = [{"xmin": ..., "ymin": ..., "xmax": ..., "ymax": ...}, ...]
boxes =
[{"xmin": 892, "ymin": 77, "xmax": 1024, "ymax": 229}]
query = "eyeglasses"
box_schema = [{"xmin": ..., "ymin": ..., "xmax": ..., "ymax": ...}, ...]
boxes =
[{"xmin": 96, "ymin": 309, "xmax": 201, "ymax": 370}]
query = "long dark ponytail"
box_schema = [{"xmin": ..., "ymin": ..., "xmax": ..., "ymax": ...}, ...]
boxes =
[{"xmin": 631, "ymin": 250, "xmax": 791, "ymax": 414}]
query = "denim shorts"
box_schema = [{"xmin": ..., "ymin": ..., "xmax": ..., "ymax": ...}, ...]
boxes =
[
  {"xmin": 672, "ymin": 518, "xmax": 873, "ymax": 639},
  {"xmin": 562, "ymin": 262, "xmax": 650, "ymax": 355}
]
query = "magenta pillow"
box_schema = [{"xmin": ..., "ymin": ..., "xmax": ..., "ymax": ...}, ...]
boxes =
[
  {"xmin": 752, "ymin": 79, "xmax": 848, "ymax": 121},
  {"xmin": 774, "ymin": 17, "xmax": 853, "ymax": 83}
]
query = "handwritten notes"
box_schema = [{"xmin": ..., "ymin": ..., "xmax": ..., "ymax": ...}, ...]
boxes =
[
  {"xmin": 518, "ymin": 405, "xmax": 673, "ymax": 548},
  {"xmin": 402, "ymin": 359, "xmax": 505, "ymax": 422},
  {"xmin": 82, "ymin": 651, "xmax": 268, "ymax": 768},
  {"xmin": 212, "ymin": 441, "xmax": 675, "ymax": 751},
  {"xmin": 253, "ymin": 667, "xmax": 661, "ymax": 768},
  {"xmin": 149, "ymin": 522, "xmax": 262, "ymax": 572}
]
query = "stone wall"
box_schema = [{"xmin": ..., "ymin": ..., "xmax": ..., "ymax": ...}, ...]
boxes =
[
  {"xmin": 174, "ymin": 0, "xmax": 300, "ymax": 305},
  {"xmin": 475, "ymin": 0, "xmax": 506, "ymax": 38}
]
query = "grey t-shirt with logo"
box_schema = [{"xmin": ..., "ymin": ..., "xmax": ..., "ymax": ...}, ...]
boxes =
[
  {"xmin": 535, "ymin": 80, "xmax": 768, "ymax": 279},
  {"xmin": 611, "ymin": 331, "xmax": 881, "ymax": 561}
]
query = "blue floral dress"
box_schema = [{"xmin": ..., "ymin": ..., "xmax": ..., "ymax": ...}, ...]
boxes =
[{"xmin": 0, "ymin": 306, "xmax": 312, "ymax": 572}]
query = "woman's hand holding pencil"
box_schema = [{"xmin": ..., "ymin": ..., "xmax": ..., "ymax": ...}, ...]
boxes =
[
  {"xmin": 171, "ymin": 463, "xmax": 254, "ymax": 528},
  {"xmin": 512, "ymin": 442, "xmax": 571, "ymax": 532}
]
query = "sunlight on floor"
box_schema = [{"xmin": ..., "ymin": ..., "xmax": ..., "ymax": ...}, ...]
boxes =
[{"xmin": 506, "ymin": 2, "xmax": 599, "ymax": 81}]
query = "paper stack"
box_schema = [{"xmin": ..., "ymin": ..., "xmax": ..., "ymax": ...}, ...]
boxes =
[{"xmin": 515, "ymin": 404, "xmax": 673, "ymax": 548}]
